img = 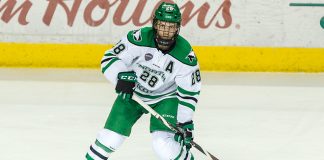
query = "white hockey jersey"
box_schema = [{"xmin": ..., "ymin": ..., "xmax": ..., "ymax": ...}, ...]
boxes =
[{"xmin": 101, "ymin": 27, "xmax": 201, "ymax": 120}]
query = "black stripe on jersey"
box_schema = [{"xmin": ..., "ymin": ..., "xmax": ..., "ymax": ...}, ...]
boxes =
[
  {"xmin": 176, "ymin": 93, "xmax": 198, "ymax": 103},
  {"xmin": 101, "ymin": 57, "xmax": 115, "ymax": 64},
  {"xmin": 90, "ymin": 145, "xmax": 108, "ymax": 160}
]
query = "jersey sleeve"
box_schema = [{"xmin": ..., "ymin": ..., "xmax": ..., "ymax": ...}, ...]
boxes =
[
  {"xmin": 100, "ymin": 36, "xmax": 139, "ymax": 85},
  {"xmin": 175, "ymin": 53, "xmax": 201, "ymax": 123}
]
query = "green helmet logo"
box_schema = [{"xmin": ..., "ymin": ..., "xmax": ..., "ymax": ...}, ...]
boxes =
[{"xmin": 154, "ymin": 2, "xmax": 181, "ymax": 24}]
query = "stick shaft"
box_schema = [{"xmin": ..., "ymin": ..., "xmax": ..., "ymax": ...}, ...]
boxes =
[{"xmin": 132, "ymin": 95, "xmax": 219, "ymax": 160}]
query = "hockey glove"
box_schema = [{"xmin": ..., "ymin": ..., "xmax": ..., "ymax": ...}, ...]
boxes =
[
  {"xmin": 115, "ymin": 71, "xmax": 137, "ymax": 101},
  {"xmin": 174, "ymin": 121, "xmax": 194, "ymax": 150}
]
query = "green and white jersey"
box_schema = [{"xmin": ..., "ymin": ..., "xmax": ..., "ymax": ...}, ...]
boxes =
[{"xmin": 101, "ymin": 27, "xmax": 201, "ymax": 113}]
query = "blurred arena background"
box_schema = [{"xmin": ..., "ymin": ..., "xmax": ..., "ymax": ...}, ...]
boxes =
[{"xmin": 1, "ymin": 0, "xmax": 324, "ymax": 160}]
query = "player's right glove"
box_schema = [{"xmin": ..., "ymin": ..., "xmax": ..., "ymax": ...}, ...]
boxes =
[
  {"xmin": 174, "ymin": 121, "xmax": 194, "ymax": 150},
  {"xmin": 115, "ymin": 71, "xmax": 137, "ymax": 101}
]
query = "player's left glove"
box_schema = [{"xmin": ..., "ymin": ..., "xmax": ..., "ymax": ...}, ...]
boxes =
[
  {"xmin": 174, "ymin": 121, "xmax": 194, "ymax": 150},
  {"xmin": 115, "ymin": 71, "xmax": 137, "ymax": 101}
]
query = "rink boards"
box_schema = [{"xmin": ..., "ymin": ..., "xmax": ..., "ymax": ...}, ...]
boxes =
[
  {"xmin": 1, "ymin": 0, "xmax": 324, "ymax": 72},
  {"xmin": 1, "ymin": 42, "xmax": 324, "ymax": 72}
]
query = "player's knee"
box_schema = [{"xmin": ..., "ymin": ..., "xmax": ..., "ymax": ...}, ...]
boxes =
[
  {"xmin": 97, "ymin": 129, "xmax": 126, "ymax": 150},
  {"xmin": 151, "ymin": 131, "xmax": 183, "ymax": 160},
  {"xmin": 86, "ymin": 129, "xmax": 126, "ymax": 159}
]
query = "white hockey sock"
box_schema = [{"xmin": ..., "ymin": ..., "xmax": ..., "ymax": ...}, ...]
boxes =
[{"xmin": 86, "ymin": 129, "xmax": 126, "ymax": 160}]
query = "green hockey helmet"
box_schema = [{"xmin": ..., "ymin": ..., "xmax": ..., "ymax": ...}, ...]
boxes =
[
  {"xmin": 153, "ymin": 2, "xmax": 181, "ymax": 25},
  {"xmin": 153, "ymin": 2, "xmax": 182, "ymax": 51}
]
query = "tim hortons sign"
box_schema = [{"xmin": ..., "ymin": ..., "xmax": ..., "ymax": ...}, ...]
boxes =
[{"xmin": 0, "ymin": 0, "xmax": 232, "ymax": 29}]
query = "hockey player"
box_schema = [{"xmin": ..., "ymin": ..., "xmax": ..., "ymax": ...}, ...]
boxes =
[{"xmin": 86, "ymin": 2, "xmax": 201, "ymax": 160}]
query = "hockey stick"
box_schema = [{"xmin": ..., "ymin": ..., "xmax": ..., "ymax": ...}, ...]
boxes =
[{"xmin": 132, "ymin": 95, "xmax": 219, "ymax": 160}]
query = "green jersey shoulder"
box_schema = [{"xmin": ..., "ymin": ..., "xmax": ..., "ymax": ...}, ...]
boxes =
[
  {"xmin": 127, "ymin": 27, "xmax": 198, "ymax": 66},
  {"xmin": 169, "ymin": 36, "xmax": 197, "ymax": 66},
  {"xmin": 127, "ymin": 27, "xmax": 155, "ymax": 48}
]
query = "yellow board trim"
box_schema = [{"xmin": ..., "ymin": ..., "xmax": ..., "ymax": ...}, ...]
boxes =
[
  {"xmin": 0, "ymin": 43, "xmax": 111, "ymax": 68},
  {"xmin": 194, "ymin": 46, "xmax": 324, "ymax": 72},
  {"xmin": 1, "ymin": 42, "xmax": 324, "ymax": 72}
]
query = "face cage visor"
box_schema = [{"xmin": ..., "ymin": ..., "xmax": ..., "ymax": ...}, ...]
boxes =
[{"xmin": 154, "ymin": 20, "xmax": 180, "ymax": 48}]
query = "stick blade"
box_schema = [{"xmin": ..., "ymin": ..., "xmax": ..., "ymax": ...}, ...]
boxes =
[{"xmin": 191, "ymin": 141, "xmax": 219, "ymax": 160}]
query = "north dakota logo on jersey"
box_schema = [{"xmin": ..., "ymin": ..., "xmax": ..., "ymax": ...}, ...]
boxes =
[
  {"xmin": 186, "ymin": 52, "xmax": 196, "ymax": 63},
  {"xmin": 133, "ymin": 29, "xmax": 142, "ymax": 41}
]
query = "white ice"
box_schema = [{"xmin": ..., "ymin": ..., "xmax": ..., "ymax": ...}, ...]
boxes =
[{"xmin": 0, "ymin": 68, "xmax": 324, "ymax": 160}]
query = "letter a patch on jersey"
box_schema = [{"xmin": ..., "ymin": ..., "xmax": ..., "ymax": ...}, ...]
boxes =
[{"xmin": 165, "ymin": 61, "xmax": 174, "ymax": 73}]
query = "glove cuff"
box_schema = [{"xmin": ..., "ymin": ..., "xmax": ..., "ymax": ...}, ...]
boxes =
[
  {"xmin": 177, "ymin": 121, "xmax": 194, "ymax": 130},
  {"xmin": 117, "ymin": 71, "xmax": 137, "ymax": 82}
]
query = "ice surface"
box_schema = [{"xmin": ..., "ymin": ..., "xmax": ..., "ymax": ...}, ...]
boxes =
[{"xmin": 1, "ymin": 68, "xmax": 324, "ymax": 160}]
